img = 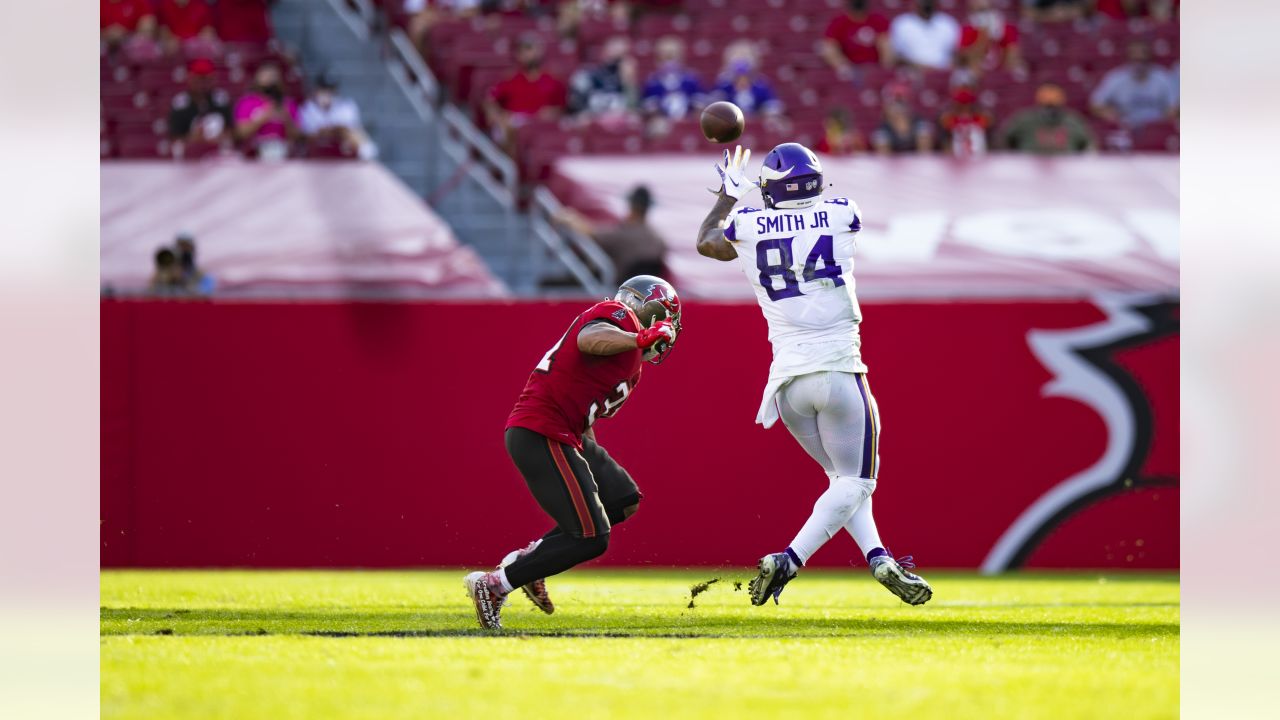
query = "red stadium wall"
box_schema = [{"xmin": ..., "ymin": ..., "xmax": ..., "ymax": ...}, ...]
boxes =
[{"xmin": 100, "ymin": 299, "xmax": 1178, "ymax": 570}]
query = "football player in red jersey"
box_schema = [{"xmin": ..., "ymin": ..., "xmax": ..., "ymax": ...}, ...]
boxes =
[{"xmin": 463, "ymin": 275, "xmax": 682, "ymax": 629}]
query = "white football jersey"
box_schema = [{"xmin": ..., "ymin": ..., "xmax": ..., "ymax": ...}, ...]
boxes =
[{"xmin": 723, "ymin": 196, "xmax": 868, "ymax": 423}]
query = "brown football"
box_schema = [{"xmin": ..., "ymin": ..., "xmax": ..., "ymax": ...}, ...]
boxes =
[{"xmin": 700, "ymin": 101, "xmax": 745, "ymax": 143}]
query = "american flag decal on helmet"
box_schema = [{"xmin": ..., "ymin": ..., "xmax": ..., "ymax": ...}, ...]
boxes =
[{"xmin": 786, "ymin": 183, "xmax": 799, "ymax": 191}]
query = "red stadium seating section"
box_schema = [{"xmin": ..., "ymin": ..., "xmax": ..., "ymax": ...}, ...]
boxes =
[
  {"xmin": 101, "ymin": 44, "xmax": 306, "ymax": 160},
  {"xmin": 99, "ymin": 1, "xmax": 334, "ymax": 160},
  {"xmin": 375, "ymin": 0, "xmax": 1178, "ymax": 181}
]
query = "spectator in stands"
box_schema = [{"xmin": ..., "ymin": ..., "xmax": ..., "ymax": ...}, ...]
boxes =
[
  {"xmin": 234, "ymin": 63, "xmax": 302, "ymax": 161},
  {"xmin": 938, "ymin": 87, "xmax": 993, "ymax": 156},
  {"xmin": 101, "ymin": 0, "xmax": 157, "ymax": 47},
  {"xmin": 556, "ymin": 185, "xmax": 666, "ymax": 280},
  {"xmin": 217, "ymin": 0, "xmax": 273, "ymax": 44},
  {"xmin": 1150, "ymin": 0, "xmax": 1177, "ymax": 22},
  {"xmin": 157, "ymin": 0, "xmax": 218, "ymax": 55},
  {"xmin": 821, "ymin": 0, "xmax": 894, "ymax": 77},
  {"xmin": 485, "ymin": 34, "xmax": 568, "ymax": 152},
  {"xmin": 1022, "ymin": 0, "xmax": 1087, "ymax": 23},
  {"xmin": 102, "ymin": 0, "xmax": 164, "ymax": 62},
  {"xmin": 175, "ymin": 234, "xmax": 216, "ymax": 295},
  {"xmin": 558, "ymin": 0, "xmax": 631, "ymax": 41},
  {"xmin": 300, "ymin": 74, "xmax": 379, "ymax": 160},
  {"xmin": 712, "ymin": 41, "xmax": 783, "ymax": 118},
  {"xmin": 568, "ymin": 36, "xmax": 638, "ymax": 124},
  {"xmin": 148, "ymin": 247, "xmax": 188, "ymax": 296},
  {"xmin": 1089, "ymin": 40, "xmax": 1178, "ymax": 128},
  {"xmin": 957, "ymin": 0, "xmax": 1025, "ymax": 74},
  {"xmin": 997, "ymin": 83, "xmax": 1097, "ymax": 154},
  {"xmin": 642, "ymin": 36, "xmax": 704, "ymax": 120},
  {"xmin": 1093, "ymin": 0, "xmax": 1177, "ymax": 22},
  {"xmin": 889, "ymin": 0, "xmax": 961, "ymax": 71},
  {"xmin": 168, "ymin": 59, "xmax": 234, "ymax": 156},
  {"xmin": 403, "ymin": 0, "xmax": 482, "ymax": 48},
  {"xmin": 872, "ymin": 84, "xmax": 936, "ymax": 154},
  {"xmin": 815, "ymin": 107, "xmax": 867, "ymax": 156}
]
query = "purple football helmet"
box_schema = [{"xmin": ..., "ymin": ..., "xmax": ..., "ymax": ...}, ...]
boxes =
[{"xmin": 758, "ymin": 142, "xmax": 824, "ymax": 210}]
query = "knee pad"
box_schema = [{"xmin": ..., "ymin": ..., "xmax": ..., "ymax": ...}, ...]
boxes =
[
  {"xmin": 577, "ymin": 533, "xmax": 610, "ymax": 561},
  {"xmin": 834, "ymin": 475, "xmax": 876, "ymax": 500},
  {"xmin": 818, "ymin": 476, "xmax": 876, "ymax": 514},
  {"xmin": 605, "ymin": 492, "xmax": 643, "ymax": 526}
]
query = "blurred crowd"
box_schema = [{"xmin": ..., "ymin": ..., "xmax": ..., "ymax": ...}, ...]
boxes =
[
  {"xmin": 102, "ymin": 0, "xmax": 376, "ymax": 160},
  {"xmin": 399, "ymin": 0, "xmax": 1178, "ymax": 161}
]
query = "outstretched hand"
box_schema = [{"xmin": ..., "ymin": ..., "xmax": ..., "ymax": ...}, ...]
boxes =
[{"xmin": 714, "ymin": 145, "xmax": 756, "ymax": 200}]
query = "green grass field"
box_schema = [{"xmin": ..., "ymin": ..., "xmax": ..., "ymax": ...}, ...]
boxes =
[{"xmin": 101, "ymin": 569, "xmax": 1178, "ymax": 719}]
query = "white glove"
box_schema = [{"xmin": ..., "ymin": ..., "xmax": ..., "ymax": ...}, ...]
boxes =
[{"xmin": 715, "ymin": 145, "xmax": 756, "ymax": 200}]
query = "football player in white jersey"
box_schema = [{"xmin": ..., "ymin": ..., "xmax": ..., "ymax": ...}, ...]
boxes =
[{"xmin": 696, "ymin": 143, "xmax": 932, "ymax": 607}]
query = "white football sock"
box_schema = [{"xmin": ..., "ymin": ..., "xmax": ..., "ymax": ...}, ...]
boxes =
[
  {"xmin": 844, "ymin": 496, "xmax": 884, "ymax": 559},
  {"xmin": 494, "ymin": 567, "xmax": 514, "ymax": 594},
  {"xmin": 786, "ymin": 475, "xmax": 876, "ymax": 565}
]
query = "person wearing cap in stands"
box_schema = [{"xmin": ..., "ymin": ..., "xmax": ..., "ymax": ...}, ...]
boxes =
[
  {"xmin": 299, "ymin": 74, "xmax": 379, "ymax": 160},
  {"xmin": 938, "ymin": 86, "xmax": 994, "ymax": 157},
  {"xmin": 997, "ymin": 83, "xmax": 1097, "ymax": 154},
  {"xmin": 168, "ymin": 59, "xmax": 235, "ymax": 156}
]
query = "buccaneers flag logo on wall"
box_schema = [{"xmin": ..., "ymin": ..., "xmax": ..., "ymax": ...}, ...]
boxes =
[{"xmin": 982, "ymin": 295, "xmax": 1180, "ymax": 572}]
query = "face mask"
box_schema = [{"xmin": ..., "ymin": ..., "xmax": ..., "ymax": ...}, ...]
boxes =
[{"xmin": 264, "ymin": 84, "xmax": 284, "ymax": 102}]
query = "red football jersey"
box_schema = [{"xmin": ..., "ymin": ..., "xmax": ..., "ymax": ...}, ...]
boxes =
[{"xmin": 506, "ymin": 301, "xmax": 643, "ymax": 449}]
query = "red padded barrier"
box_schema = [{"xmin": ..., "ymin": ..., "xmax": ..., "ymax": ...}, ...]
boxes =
[{"xmin": 101, "ymin": 298, "xmax": 1177, "ymax": 570}]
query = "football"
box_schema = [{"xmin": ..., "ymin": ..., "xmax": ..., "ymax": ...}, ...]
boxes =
[{"xmin": 700, "ymin": 101, "xmax": 745, "ymax": 143}]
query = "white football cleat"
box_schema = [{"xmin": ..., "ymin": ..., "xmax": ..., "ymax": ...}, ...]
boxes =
[{"xmin": 463, "ymin": 571, "xmax": 507, "ymax": 629}]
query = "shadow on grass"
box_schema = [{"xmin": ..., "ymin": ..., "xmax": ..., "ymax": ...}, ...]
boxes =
[{"xmin": 101, "ymin": 607, "xmax": 1179, "ymax": 640}]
